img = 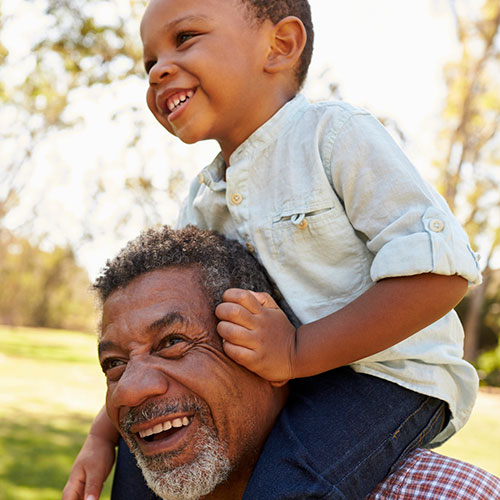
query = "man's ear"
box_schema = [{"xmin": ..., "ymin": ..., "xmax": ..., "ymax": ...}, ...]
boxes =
[{"xmin": 264, "ymin": 16, "xmax": 307, "ymax": 76}]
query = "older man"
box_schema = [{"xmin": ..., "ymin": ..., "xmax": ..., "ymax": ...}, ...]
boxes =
[
  {"xmin": 64, "ymin": 224, "xmax": 500, "ymax": 500},
  {"xmin": 95, "ymin": 225, "xmax": 289, "ymax": 500}
]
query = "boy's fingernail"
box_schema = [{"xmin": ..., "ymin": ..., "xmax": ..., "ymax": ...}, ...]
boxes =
[{"xmin": 86, "ymin": 496, "xmax": 96, "ymax": 500}]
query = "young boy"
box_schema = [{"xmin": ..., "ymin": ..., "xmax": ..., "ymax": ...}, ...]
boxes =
[{"xmin": 63, "ymin": 0, "xmax": 482, "ymax": 499}]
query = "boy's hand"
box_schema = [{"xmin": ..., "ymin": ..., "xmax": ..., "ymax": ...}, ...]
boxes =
[
  {"xmin": 61, "ymin": 433, "xmax": 116, "ymax": 500},
  {"xmin": 215, "ymin": 289, "xmax": 296, "ymax": 385}
]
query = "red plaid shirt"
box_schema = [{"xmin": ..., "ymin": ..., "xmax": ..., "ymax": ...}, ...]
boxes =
[{"xmin": 367, "ymin": 449, "xmax": 500, "ymax": 499}]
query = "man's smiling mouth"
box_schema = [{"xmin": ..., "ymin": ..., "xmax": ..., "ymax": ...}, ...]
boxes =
[{"xmin": 139, "ymin": 416, "xmax": 192, "ymax": 442}]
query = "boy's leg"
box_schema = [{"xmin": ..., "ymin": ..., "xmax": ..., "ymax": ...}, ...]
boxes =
[
  {"xmin": 111, "ymin": 437, "xmax": 161, "ymax": 500},
  {"xmin": 242, "ymin": 366, "xmax": 448, "ymax": 500}
]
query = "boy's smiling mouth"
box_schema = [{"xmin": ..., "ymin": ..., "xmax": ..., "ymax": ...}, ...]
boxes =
[{"xmin": 164, "ymin": 89, "xmax": 195, "ymax": 116}]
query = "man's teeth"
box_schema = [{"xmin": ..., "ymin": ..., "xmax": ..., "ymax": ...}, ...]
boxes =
[
  {"xmin": 167, "ymin": 90, "xmax": 194, "ymax": 112},
  {"xmin": 139, "ymin": 416, "xmax": 191, "ymax": 438}
]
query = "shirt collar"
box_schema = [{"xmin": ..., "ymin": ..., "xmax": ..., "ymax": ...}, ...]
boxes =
[
  {"xmin": 229, "ymin": 94, "xmax": 309, "ymax": 164},
  {"xmin": 198, "ymin": 94, "xmax": 309, "ymax": 189},
  {"xmin": 198, "ymin": 152, "xmax": 226, "ymax": 191}
]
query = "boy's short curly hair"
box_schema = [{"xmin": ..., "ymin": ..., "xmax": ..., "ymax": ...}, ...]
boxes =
[
  {"xmin": 93, "ymin": 225, "xmax": 278, "ymax": 311},
  {"xmin": 241, "ymin": 0, "xmax": 314, "ymax": 89}
]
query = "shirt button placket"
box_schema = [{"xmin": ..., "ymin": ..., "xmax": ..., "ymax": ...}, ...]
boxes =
[
  {"xmin": 231, "ymin": 193, "xmax": 243, "ymax": 205},
  {"xmin": 429, "ymin": 219, "xmax": 445, "ymax": 232}
]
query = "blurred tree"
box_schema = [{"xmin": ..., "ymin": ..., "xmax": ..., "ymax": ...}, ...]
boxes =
[
  {"xmin": 0, "ymin": 0, "xmax": 147, "ymax": 228},
  {"xmin": 0, "ymin": 229, "xmax": 96, "ymax": 331},
  {"xmin": 435, "ymin": 0, "xmax": 500, "ymax": 361}
]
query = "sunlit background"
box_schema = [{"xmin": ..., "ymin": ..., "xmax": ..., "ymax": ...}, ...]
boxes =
[
  {"xmin": 3, "ymin": 0, "xmax": 487, "ymax": 277},
  {"xmin": 1, "ymin": 1, "xmax": 499, "ymax": 498}
]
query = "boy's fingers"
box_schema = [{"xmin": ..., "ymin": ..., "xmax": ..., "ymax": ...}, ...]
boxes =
[
  {"xmin": 84, "ymin": 483, "xmax": 102, "ymax": 500},
  {"xmin": 221, "ymin": 288, "xmax": 262, "ymax": 314},
  {"xmin": 270, "ymin": 379, "xmax": 289, "ymax": 388},
  {"xmin": 222, "ymin": 340, "xmax": 256, "ymax": 368},
  {"xmin": 61, "ymin": 476, "xmax": 85, "ymax": 500},
  {"xmin": 251, "ymin": 291, "xmax": 279, "ymax": 309},
  {"xmin": 83, "ymin": 468, "xmax": 106, "ymax": 500},
  {"xmin": 215, "ymin": 301, "xmax": 255, "ymax": 328},
  {"xmin": 217, "ymin": 321, "xmax": 257, "ymax": 349}
]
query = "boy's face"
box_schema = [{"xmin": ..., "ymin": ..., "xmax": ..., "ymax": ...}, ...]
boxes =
[{"xmin": 141, "ymin": 0, "xmax": 277, "ymax": 159}]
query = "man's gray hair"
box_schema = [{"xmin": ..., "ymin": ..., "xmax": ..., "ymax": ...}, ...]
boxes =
[{"xmin": 93, "ymin": 225, "xmax": 278, "ymax": 310}]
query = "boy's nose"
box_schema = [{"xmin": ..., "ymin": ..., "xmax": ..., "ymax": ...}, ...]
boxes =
[
  {"xmin": 110, "ymin": 358, "xmax": 169, "ymax": 409},
  {"xmin": 149, "ymin": 58, "xmax": 178, "ymax": 84}
]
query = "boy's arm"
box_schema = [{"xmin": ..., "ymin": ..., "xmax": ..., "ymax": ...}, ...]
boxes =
[
  {"xmin": 292, "ymin": 272, "xmax": 467, "ymax": 378},
  {"xmin": 216, "ymin": 273, "xmax": 468, "ymax": 382},
  {"xmin": 62, "ymin": 406, "xmax": 119, "ymax": 500}
]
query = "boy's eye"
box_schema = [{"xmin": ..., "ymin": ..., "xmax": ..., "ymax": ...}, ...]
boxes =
[
  {"xmin": 176, "ymin": 32, "xmax": 196, "ymax": 46},
  {"xmin": 101, "ymin": 358, "xmax": 126, "ymax": 376}
]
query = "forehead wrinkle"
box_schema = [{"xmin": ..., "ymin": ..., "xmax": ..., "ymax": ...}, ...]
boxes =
[
  {"xmin": 98, "ymin": 312, "xmax": 197, "ymax": 357},
  {"xmin": 147, "ymin": 311, "xmax": 190, "ymax": 333}
]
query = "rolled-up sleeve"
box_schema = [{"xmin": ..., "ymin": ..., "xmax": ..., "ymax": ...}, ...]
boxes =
[{"xmin": 328, "ymin": 112, "xmax": 481, "ymax": 286}]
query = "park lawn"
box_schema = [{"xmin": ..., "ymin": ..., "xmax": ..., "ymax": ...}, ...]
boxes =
[
  {"xmin": 436, "ymin": 387, "xmax": 500, "ymax": 476},
  {"xmin": 0, "ymin": 325, "xmax": 112, "ymax": 500},
  {"xmin": 0, "ymin": 325, "xmax": 499, "ymax": 500}
]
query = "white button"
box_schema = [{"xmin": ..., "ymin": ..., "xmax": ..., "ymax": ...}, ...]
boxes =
[
  {"xmin": 197, "ymin": 173, "xmax": 205, "ymax": 184},
  {"xmin": 429, "ymin": 219, "xmax": 445, "ymax": 232},
  {"xmin": 231, "ymin": 193, "xmax": 243, "ymax": 205}
]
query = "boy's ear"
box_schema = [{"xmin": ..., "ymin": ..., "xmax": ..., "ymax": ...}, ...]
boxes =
[{"xmin": 264, "ymin": 16, "xmax": 307, "ymax": 76}]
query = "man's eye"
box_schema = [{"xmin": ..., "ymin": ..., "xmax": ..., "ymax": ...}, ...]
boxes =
[
  {"xmin": 157, "ymin": 334, "xmax": 190, "ymax": 358},
  {"xmin": 101, "ymin": 358, "xmax": 126, "ymax": 373},
  {"xmin": 161, "ymin": 335, "xmax": 186, "ymax": 348}
]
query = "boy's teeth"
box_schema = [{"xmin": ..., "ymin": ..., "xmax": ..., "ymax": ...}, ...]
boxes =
[{"xmin": 167, "ymin": 91, "xmax": 193, "ymax": 112}]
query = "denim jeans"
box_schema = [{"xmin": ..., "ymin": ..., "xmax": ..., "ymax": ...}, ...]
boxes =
[{"xmin": 111, "ymin": 367, "xmax": 447, "ymax": 500}]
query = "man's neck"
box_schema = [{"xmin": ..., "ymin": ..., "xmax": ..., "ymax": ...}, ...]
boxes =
[{"xmin": 202, "ymin": 461, "xmax": 255, "ymax": 500}]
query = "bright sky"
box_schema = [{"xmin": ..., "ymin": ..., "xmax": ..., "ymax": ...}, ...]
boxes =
[{"xmin": 3, "ymin": 0, "xmax": 462, "ymax": 278}]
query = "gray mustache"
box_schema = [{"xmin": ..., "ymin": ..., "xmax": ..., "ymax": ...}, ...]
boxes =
[{"xmin": 120, "ymin": 395, "xmax": 209, "ymax": 434}]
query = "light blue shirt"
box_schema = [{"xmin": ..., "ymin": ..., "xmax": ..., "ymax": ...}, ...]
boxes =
[{"xmin": 177, "ymin": 94, "xmax": 482, "ymax": 444}]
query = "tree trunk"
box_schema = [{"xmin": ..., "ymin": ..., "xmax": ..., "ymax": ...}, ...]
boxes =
[{"xmin": 463, "ymin": 271, "xmax": 489, "ymax": 361}]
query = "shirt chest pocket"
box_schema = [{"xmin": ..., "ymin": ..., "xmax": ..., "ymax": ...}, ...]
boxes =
[{"xmin": 270, "ymin": 200, "xmax": 370, "ymax": 303}]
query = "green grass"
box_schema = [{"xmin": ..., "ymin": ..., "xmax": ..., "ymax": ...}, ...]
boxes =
[
  {"xmin": 436, "ymin": 387, "xmax": 500, "ymax": 477},
  {"xmin": 0, "ymin": 325, "xmax": 112, "ymax": 500},
  {"xmin": 0, "ymin": 324, "xmax": 499, "ymax": 500}
]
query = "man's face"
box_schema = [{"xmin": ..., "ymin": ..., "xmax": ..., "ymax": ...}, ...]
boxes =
[
  {"xmin": 140, "ymin": 0, "xmax": 275, "ymax": 157},
  {"xmin": 99, "ymin": 267, "xmax": 285, "ymax": 499}
]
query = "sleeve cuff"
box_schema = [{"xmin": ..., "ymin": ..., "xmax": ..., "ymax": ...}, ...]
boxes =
[{"xmin": 370, "ymin": 207, "xmax": 482, "ymax": 286}]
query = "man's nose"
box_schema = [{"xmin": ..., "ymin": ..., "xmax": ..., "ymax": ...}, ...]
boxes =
[
  {"xmin": 149, "ymin": 56, "xmax": 178, "ymax": 85},
  {"xmin": 110, "ymin": 359, "xmax": 169, "ymax": 409}
]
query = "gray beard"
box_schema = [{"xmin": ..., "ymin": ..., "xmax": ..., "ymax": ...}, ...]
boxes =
[
  {"xmin": 121, "ymin": 396, "xmax": 232, "ymax": 500},
  {"xmin": 133, "ymin": 426, "xmax": 230, "ymax": 500}
]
